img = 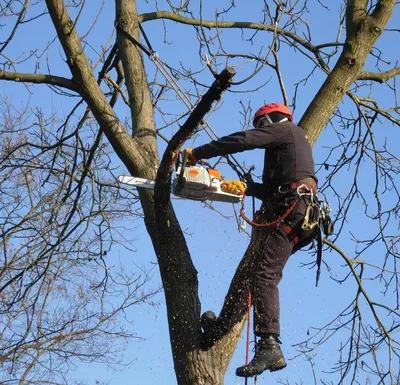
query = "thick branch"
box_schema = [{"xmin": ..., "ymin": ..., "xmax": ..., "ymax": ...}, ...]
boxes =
[
  {"xmin": 370, "ymin": 0, "xmax": 397, "ymax": 22},
  {"xmin": 358, "ymin": 67, "xmax": 400, "ymax": 83},
  {"xmin": 154, "ymin": 67, "xmax": 237, "ymax": 206},
  {"xmin": 116, "ymin": 0, "xmax": 158, "ymax": 157},
  {"xmin": 0, "ymin": 70, "xmax": 79, "ymax": 92},
  {"xmin": 345, "ymin": 0, "xmax": 368, "ymax": 37},
  {"xmin": 299, "ymin": 1, "xmax": 396, "ymax": 146}
]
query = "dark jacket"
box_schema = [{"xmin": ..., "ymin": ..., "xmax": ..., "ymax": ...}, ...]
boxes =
[{"xmin": 192, "ymin": 120, "xmax": 317, "ymax": 199}]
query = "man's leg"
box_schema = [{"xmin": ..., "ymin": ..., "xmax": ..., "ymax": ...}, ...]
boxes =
[
  {"xmin": 236, "ymin": 227, "xmax": 294, "ymax": 377},
  {"xmin": 253, "ymin": 227, "xmax": 294, "ymax": 335}
]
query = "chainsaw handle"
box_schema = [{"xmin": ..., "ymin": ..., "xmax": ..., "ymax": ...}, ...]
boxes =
[
  {"xmin": 243, "ymin": 165, "xmax": 255, "ymax": 183},
  {"xmin": 176, "ymin": 152, "xmax": 188, "ymax": 193}
]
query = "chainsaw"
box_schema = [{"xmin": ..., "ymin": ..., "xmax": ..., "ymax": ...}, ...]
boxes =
[{"xmin": 118, "ymin": 162, "xmax": 243, "ymax": 204}]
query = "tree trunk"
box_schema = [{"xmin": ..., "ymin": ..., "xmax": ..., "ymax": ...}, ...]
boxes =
[
  {"xmin": 153, "ymin": 67, "xmax": 242, "ymax": 384},
  {"xmin": 185, "ymin": 321, "xmax": 245, "ymax": 385}
]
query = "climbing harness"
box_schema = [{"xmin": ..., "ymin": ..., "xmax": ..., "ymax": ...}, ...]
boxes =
[{"xmin": 239, "ymin": 181, "xmax": 333, "ymax": 286}]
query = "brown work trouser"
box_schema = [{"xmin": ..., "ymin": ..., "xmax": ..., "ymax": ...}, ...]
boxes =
[{"xmin": 218, "ymin": 197, "xmax": 308, "ymax": 336}]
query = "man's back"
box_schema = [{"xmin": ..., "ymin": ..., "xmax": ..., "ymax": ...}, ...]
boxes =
[{"xmin": 259, "ymin": 121, "xmax": 317, "ymax": 193}]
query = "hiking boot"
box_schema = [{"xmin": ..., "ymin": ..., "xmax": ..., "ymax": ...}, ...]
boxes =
[
  {"xmin": 201, "ymin": 310, "xmax": 217, "ymax": 330},
  {"xmin": 200, "ymin": 311, "xmax": 222, "ymax": 350},
  {"xmin": 235, "ymin": 335, "xmax": 287, "ymax": 377}
]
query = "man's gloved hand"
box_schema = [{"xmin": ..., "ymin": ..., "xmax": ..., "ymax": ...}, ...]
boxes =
[
  {"xmin": 221, "ymin": 180, "xmax": 247, "ymax": 195},
  {"xmin": 182, "ymin": 148, "xmax": 197, "ymax": 166}
]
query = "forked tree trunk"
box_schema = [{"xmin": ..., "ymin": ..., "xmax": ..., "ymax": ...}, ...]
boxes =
[{"xmin": 152, "ymin": 66, "xmax": 242, "ymax": 385}]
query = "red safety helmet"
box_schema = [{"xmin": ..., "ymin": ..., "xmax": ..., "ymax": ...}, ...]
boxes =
[{"xmin": 253, "ymin": 103, "xmax": 293, "ymax": 127}]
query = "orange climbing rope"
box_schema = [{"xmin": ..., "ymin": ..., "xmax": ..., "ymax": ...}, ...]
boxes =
[
  {"xmin": 240, "ymin": 195, "xmax": 299, "ymax": 229},
  {"xmin": 244, "ymin": 291, "xmax": 258, "ymax": 385},
  {"xmin": 244, "ymin": 291, "xmax": 252, "ymax": 385}
]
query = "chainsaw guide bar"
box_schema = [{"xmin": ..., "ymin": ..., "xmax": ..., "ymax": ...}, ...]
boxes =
[{"xmin": 118, "ymin": 165, "xmax": 243, "ymax": 204}]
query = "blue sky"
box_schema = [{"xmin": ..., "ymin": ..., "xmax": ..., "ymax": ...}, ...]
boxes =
[{"xmin": 1, "ymin": 1, "xmax": 399, "ymax": 384}]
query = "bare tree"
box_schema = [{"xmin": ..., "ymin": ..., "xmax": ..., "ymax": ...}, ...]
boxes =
[
  {"xmin": 0, "ymin": 1, "xmax": 399, "ymax": 384},
  {"xmin": 0, "ymin": 79, "xmax": 160, "ymax": 383}
]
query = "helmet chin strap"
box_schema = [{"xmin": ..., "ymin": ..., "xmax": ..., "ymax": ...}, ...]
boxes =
[
  {"xmin": 257, "ymin": 115, "xmax": 289, "ymax": 127},
  {"xmin": 263, "ymin": 114, "xmax": 273, "ymax": 124}
]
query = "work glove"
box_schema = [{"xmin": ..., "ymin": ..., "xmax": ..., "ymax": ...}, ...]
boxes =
[
  {"xmin": 181, "ymin": 148, "xmax": 197, "ymax": 166},
  {"xmin": 221, "ymin": 180, "xmax": 247, "ymax": 195}
]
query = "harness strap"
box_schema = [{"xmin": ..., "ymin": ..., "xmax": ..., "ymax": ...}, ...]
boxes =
[
  {"xmin": 282, "ymin": 221, "xmax": 323, "ymax": 286},
  {"xmin": 279, "ymin": 223, "xmax": 299, "ymax": 245},
  {"xmin": 315, "ymin": 229, "xmax": 323, "ymax": 287},
  {"xmin": 288, "ymin": 180, "xmax": 317, "ymax": 195}
]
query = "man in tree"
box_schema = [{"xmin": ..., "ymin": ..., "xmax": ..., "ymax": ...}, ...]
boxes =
[{"xmin": 183, "ymin": 103, "xmax": 318, "ymax": 378}]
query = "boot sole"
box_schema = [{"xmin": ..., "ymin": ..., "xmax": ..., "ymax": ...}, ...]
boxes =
[{"xmin": 236, "ymin": 359, "xmax": 287, "ymax": 377}]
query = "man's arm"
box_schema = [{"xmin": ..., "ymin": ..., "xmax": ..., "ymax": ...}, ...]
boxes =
[
  {"xmin": 192, "ymin": 125, "xmax": 281, "ymax": 161},
  {"xmin": 193, "ymin": 132, "xmax": 248, "ymax": 160},
  {"xmin": 245, "ymin": 180, "xmax": 267, "ymax": 200}
]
